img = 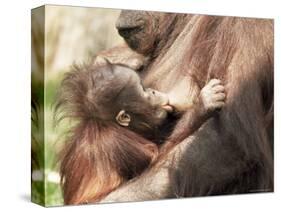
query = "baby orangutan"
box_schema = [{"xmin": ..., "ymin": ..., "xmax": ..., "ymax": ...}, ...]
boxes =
[{"xmin": 57, "ymin": 58, "xmax": 225, "ymax": 204}]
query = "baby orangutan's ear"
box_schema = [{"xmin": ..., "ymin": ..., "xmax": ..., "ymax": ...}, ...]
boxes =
[{"xmin": 116, "ymin": 110, "xmax": 131, "ymax": 127}]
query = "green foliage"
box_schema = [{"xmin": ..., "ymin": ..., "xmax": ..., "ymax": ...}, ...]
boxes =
[
  {"xmin": 32, "ymin": 74, "xmax": 67, "ymax": 205},
  {"xmin": 31, "ymin": 180, "xmax": 63, "ymax": 206}
]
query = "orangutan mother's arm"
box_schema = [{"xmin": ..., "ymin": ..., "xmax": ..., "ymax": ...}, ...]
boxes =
[
  {"xmin": 100, "ymin": 132, "xmax": 199, "ymax": 202},
  {"xmin": 101, "ymin": 119, "xmax": 248, "ymax": 202},
  {"xmin": 100, "ymin": 158, "xmax": 173, "ymax": 203}
]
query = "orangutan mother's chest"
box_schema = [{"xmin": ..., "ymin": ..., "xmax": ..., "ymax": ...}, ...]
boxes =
[
  {"xmin": 140, "ymin": 64, "xmax": 182, "ymax": 92},
  {"xmin": 141, "ymin": 66, "xmax": 199, "ymax": 108}
]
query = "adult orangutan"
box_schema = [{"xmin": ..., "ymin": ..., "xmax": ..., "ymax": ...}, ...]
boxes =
[
  {"xmin": 59, "ymin": 11, "xmax": 273, "ymax": 203},
  {"xmin": 100, "ymin": 11, "xmax": 274, "ymax": 201}
]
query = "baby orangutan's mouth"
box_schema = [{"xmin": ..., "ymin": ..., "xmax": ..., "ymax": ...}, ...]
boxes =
[
  {"xmin": 161, "ymin": 99, "xmax": 174, "ymax": 112},
  {"xmin": 162, "ymin": 104, "xmax": 174, "ymax": 112}
]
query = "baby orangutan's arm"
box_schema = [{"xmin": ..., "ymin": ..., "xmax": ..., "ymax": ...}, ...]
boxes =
[{"xmin": 166, "ymin": 79, "xmax": 225, "ymax": 145}]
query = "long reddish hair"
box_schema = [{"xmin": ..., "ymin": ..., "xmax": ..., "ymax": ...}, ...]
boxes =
[
  {"xmin": 60, "ymin": 120, "xmax": 157, "ymax": 204},
  {"xmin": 56, "ymin": 64, "xmax": 158, "ymax": 204}
]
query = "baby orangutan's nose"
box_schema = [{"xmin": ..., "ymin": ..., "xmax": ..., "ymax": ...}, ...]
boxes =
[{"xmin": 147, "ymin": 89, "xmax": 173, "ymax": 112}]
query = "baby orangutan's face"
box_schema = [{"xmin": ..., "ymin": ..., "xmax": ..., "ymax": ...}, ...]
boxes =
[{"xmin": 111, "ymin": 65, "xmax": 173, "ymax": 128}]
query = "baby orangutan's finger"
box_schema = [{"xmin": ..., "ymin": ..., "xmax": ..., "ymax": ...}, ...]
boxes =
[
  {"xmin": 208, "ymin": 79, "xmax": 222, "ymax": 87},
  {"xmin": 212, "ymin": 85, "xmax": 225, "ymax": 93},
  {"xmin": 213, "ymin": 93, "xmax": 226, "ymax": 101}
]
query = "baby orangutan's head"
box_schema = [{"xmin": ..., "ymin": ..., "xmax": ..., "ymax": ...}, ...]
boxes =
[{"xmin": 58, "ymin": 58, "xmax": 172, "ymax": 137}]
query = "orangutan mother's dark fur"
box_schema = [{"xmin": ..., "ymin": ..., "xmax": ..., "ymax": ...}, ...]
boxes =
[
  {"xmin": 100, "ymin": 12, "xmax": 274, "ymax": 201},
  {"xmin": 60, "ymin": 12, "xmax": 273, "ymax": 202}
]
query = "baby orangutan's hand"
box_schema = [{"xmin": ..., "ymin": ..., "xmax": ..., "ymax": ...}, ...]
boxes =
[{"xmin": 199, "ymin": 79, "xmax": 226, "ymax": 114}]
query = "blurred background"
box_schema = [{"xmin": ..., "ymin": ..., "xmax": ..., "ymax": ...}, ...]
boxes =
[{"xmin": 31, "ymin": 5, "xmax": 123, "ymax": 206}]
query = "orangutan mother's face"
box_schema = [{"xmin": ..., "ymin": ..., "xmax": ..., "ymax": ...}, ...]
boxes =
[{"xmin": 115, "ymin": 10, "xmax": 168, "ymax": 55}]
